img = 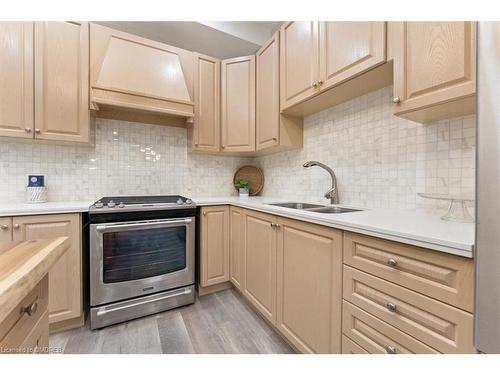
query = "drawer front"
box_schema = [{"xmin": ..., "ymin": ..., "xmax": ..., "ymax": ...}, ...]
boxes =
[
  {"xmin": 343, "ymin": 301, "xmax": 438, "ymax": 354},
  {"xmin": 0, "ymin": 276, "xmax": 49, "ymax": 349},
  {"xmin": 20, "ymin": 310, "xmax": 49, "ymax": 354},
  {"xmin": 343, "ymin": 266, "xmax": 474, "ymax": 353},
  {"xmin": 342, "ymin": 335, "xmax": 369, "ymax": 354},
  {"xmin": 343, "ymin": 232, "xmax": 474, "ymax": 312}
]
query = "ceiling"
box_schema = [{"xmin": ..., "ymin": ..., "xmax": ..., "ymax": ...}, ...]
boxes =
[{"xmin": 96, "ymin": 21, "xmax": 283, "ymax": 59}]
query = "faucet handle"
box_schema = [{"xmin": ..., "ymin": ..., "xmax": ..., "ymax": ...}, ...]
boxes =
[{"xmin": 324, "ymin": 187, "xmax": 336, "ymax": 199}]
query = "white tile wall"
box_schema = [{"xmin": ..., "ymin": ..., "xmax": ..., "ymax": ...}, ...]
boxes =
[
  {"xmin": 254, "ymin": 86, "xmax": 476, "ymax": 214},
  {"xmin": 0, "ymin": 118, "xmax": 249, "ymax": 203},
  {"xmin": 0, "ymin": 86, "xmax": 476, "ymax": 215}
]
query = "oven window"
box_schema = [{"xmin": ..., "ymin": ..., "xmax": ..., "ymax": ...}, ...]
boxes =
[{"xmin": 102, "ymin": 226, "xmax": 187, "ymax": 283}]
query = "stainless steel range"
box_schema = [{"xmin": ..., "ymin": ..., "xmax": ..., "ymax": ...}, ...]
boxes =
[{"xmin": 88, "ymin": 195, "xmax": 196, "ymax": 329}]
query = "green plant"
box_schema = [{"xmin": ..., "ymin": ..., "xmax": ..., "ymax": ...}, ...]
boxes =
[{"xmin": 234, "ymin": 179, "xmax": 250, "ymax": 190}]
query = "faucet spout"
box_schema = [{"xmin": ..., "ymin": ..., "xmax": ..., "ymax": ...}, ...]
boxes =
[{"xmin": 303, "ymin": 161, "xmax": 339, "ymax": 204}]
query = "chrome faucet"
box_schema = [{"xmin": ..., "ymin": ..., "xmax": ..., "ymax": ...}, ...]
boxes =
[{"xmin": 303, "ymin": 161, "xmax": 339, "ymax": 204}]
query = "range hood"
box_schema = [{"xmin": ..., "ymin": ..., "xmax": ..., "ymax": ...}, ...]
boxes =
[{"xmin": 90, "ymin": 24, "xmax": 194, "ymax": 122}]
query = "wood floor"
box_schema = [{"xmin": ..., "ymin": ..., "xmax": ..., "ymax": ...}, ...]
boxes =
[{"xmin": 50, "ymin": 288, "xmax": 295, "ymax": 354}]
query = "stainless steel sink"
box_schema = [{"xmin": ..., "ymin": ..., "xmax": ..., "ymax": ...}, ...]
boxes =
[
  {"xmin": 268, "ymin": 202, "xmax": 325, "ymax": 210},
  {"xmin": 306, "ymin": 206, "xmax": 361, "ymax": 214}
]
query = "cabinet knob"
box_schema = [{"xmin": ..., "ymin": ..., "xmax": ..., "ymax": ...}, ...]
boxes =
[
  {"xmin": 387, "ymin": 258, "xmax": 397, "ymax": 267},
  {"xmin": 194, "ymin": 142, "xmax": 199, "ymax": 146},
  {"xmin": 272, "ymin": 137, "xmax": 277, "ymax": 141},
  {"xmin": 25, "ymin": 128, "xmax": 32, "ymax": 133},
  {"xmin": 13, "ymin": 224, "xmax": 20, "ymax": 229},
  {"xmin": 0, "ymin": 224, "xmax": 9, "ymax": 230},
  {"xmin": 221, "ymin": 145, "xmax": 226, "ymax": 149},
  {"xmin": 386, "ymin": 345, "xmax": 397, "ymax": 354},
  {"xmin": 203, "ymin": 212, "xmax": 207, "ymax": 216},
  {"xmin": 386, "ymin": 302, "xmax": 397, "ymax": 312},
  {"xmin": 392, "ymin": 96, "xmax": 401, "ymax": 104},
  {"xmin": 312, "ymin": 81, "xmax": 318, "ymax": 88},
  {"xmin": 35, "ymin": 129, "xmax": 41, "ymax": 134},
  {"xmin": 317, "ymin": 80, "xmax": 324, "ymax": 86},
  {"xmin": 21, "ymin": 301, "xmax": 38, "ymax": 317}
]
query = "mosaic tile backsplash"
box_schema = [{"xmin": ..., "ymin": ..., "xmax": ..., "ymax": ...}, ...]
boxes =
[{"xmin": 0, "ymin": 86, "xmax": 476, "ymax": 214}]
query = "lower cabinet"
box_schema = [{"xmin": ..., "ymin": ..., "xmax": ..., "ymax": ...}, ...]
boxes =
[
  {"xmin": 229, "ymin": 206, "xmax": 245, "ymax": 291},
  {"xmin": 12, "ymin": 214, "xmax": 83, "ymax": 330},
  {"xmin": 200, "ymin": 206, "xmax": 230, "ymax": 287}
]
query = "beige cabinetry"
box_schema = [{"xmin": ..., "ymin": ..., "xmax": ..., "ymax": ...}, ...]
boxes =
[
  {"xmin": 192, "ymin": 53, "xmax": 221, "ymax": 152},
  {"xmin": 0, "ymin": 217, "xmax": 14, "ymax": 253},
  {"xmin": 229, "ymin": 206, "xmax": 245, "ymax": 291},
  {"xmin": 392, "ymin": 22, "xmax": 476, "ymax": 123},
  {"xmin": 12, "ymin": 214, "xmax": 82, "ymax": 330},
  {"xmin": 0, "ymin": 22, "xmax": 34, "ymax": 139},
  {"xmin": 0, "ymin": 22, "xmax": 91, "ymax": 144},
  {"xmin": 34, "ymin": 22, "xmax": 90, "ymax": 143},
  {"xmin": 221, "ymin": 55, "xmax": 256, "ymax": 152},
  {"xmin": 276, "ymin": 217, "xmax": 342, "ymax": 353},
  {"xmin": 256, "ymin": 32, "xmax": 303, "ymax": 154},
  {"xmin": 200, "ymin": 206, "xmax": 230, "ymax": 287}
]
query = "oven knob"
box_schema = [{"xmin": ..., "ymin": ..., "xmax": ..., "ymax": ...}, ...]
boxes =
[
  {"xmin": 118, "ymin": 202, "xmax": 125, "ymax": 208},
  {"xmin": 185, "ymin": 199, "xmax": 192, "ymax": 205},
  {"xmin": 176, "ymin": 198, "xmax": 184, "ymax": 205},
  {"xmin": 107, "ymin": 200, "xmax": 116, "ymax": 208},
  {"xmin": 94, "ymin": 201, "xmax": 104, "ymax": 208}
]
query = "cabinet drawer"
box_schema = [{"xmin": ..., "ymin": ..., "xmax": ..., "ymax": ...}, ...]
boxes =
[
  {"xmin": 20, "ymin": 310, "xmax": 49, "ymax": 354},
  {"xmin": 343, "ymin": 232, "xmax": 474, "ymax": 312},
  {"xmin": 0, "ymin": 276, "xmax": 48, "ymax": 350},
  {"xmin": 343, "ymin": 266, "xmax": 474, "ymax": 353},
  {"xmin": 342, "ymin": 335, "xmax": 369, "ymax": 354},
  {"xmin": 343, "ymin": 301, "xmax": 438, "ymax": 354}
]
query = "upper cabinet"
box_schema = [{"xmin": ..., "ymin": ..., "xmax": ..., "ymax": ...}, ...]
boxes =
[
  {"xmin": 90, "ymin": 23, "xmax": 195, "ymax": 121},
  {"xmin": 392, "ymin": 22, "xmax": 476, "ymax": 123},
  {"xmin": 280, "ymin": 21, "xmax": 391, "ymax": 117},
  {"xmin": 221, "ymin": 55, "xmax": 256, "ymax": 153},
  {"xmin": 34, "ymin": 22, "xmax": 90, "ymax": 143},
  {"xmin": 0, "ymin": 22, "xmax": 91, "ymax": 144},
  {"xmin": 192, "ymin": 53, "xmax": 221, "ymax": 152},
  {"xmin": 0, "ymin": 22, "xmax": 34, "ymax": 139}
]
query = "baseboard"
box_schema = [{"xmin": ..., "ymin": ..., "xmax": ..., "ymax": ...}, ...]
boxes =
[{"xmin": 197, "ymin": 281, "xmax": 233, "ymax": 296}]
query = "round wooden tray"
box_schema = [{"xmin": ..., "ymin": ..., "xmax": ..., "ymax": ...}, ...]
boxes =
[{"xmin": 233, "ymin": 165, "xmax": 264, "ymax": 196}]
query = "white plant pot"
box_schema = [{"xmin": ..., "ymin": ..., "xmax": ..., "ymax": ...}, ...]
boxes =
[{"xmin": 239, "ymin": 188, "xmax": 249, "ymax": 198}]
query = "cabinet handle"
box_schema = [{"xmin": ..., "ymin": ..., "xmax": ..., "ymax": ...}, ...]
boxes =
[
  {"xmin": 270, "ymin": 223, "xmax": 275, "ymax": 228},
  {"xmin": 272, "ymin": 137, "xmax": 277, "ymax": 141},
  {"xmin": 0, "ymin": 224, "xmax": 9, "ymax": 230},
  {"xmin": 386, "ymin": 302, "xmax": 397, "ymax": 312},
  {"xmin": 275, "ymin": 224, "xmax": 281, "ymax": 229},
  {"xmin": 386, "ymin": 345, "xmax": 397, "ymax": 354},
  {"xmin": 387, "ymin": 258, "xmax": 397, "ymax": 267},
  {"xmin": 25, "ymin": 128, "xmax": 32, "ymax": 133},
  {"xmin": 392, "ymin": 97, "xmax": 401, "ymax": 104},
  {"xmin": 317, "ymin": 80, "xmax": 324, "ymax": 86},
  {"xmin": 13, "ymin": 224, "xmax": 20, "ymax": 229},
  {"xmin": 312, "ymin": 81, "xmax": 318, "ymax": 88},
  {"xmin": 221, "ymin": 145, "xmax": 226, "ymax": 149},
  {"xmin": 194, "ymin": 142, "xmax": 199, "ymax": 146},
  {"xmin": 203, "ymin": 212, "xmax": 207, "ymax": 216},
  {"xmin": 35, "ymin": 129, "xmax": 41, "ymax": 134},
  {"xmin": 21, "ymin": 301, "xmax": 38, "ymax": 317}
]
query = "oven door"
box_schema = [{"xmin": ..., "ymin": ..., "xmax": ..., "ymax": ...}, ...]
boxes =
[{"xmin": 90, "ymin": 217, "xmax": 195, "ymax": 306}]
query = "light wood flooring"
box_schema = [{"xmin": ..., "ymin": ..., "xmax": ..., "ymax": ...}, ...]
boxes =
[{"xmin": 50, "ymin": 288, "xmax": 294, "ymax": 354}]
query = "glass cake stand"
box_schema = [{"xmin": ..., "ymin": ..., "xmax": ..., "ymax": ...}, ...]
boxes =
[{"xmin": 418, "ymin": 193, "xmax": 475, "ymax": 223}]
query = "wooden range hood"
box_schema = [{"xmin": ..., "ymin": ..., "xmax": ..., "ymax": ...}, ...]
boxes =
[{"xmin": 90, "ymin": 23, "xmax": 194, "ymax": 125}]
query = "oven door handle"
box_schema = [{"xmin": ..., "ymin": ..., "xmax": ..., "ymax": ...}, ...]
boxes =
[{"xmin": 95, "ymin": 218, "xmax": 192, "ymax": 232}]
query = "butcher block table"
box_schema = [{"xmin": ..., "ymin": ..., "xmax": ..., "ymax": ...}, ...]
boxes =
[{"xmin": 0, "ymin": 237, "xmax": 69, "ymax": 354}]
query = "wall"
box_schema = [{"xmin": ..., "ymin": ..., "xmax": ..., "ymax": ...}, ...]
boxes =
[
  {"xmin": 0, "ymin": 118, "xmax": 249, "ymax": 203},
  {"xmin": 254, "ymin": 86, "xmax": 476, "ymax": 213}
]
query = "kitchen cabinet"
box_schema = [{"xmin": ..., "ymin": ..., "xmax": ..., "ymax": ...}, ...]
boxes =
[
  {"xmin": 200, "ymin": 206, "xmax": 230, "ymax": 287},
  {"xmin": 0, "ymin": 22, "xmax": 34, "ymax": 139},
  {"xmin": 192, "ymin": 53, "xmax": 221, "ymax": 152},
  {"xmin": 243, "ymin": 210, "xmax": 277, "ymax": 323},
  {"xmin": 34, "ymin": 22, "xmax": 91, "ymax": 143},
  {"xmin": 12, "ymin": 214, "xmax": 83, "ymax": 331},
  {"xmin": 256, "ymin": 32, "xmax": 303, "ymax": 154},
  {"xmin": 90, "ymin": 23, "xmax": 194, "ymax": 121},
  {"xmin": 276, "ymin": 217, "xmax": 342, "ymax": 353},
  {"xmin": 229, "ymin": 206, "xmax": 245, "ymax": 291},
  {"xmin": 221, "ymin": 55, "xmax": 256, "ymax": 152},
  {"xmin": 280, "ymin": 21, "xmax": 390, "ymax": 116},
  {"xmin": 0, "ymin": 217, "xmax": 13, "ymax": 253},
  {"xmin": 392, "ymin": 22, "xmax": 476, "ymax": 123}
]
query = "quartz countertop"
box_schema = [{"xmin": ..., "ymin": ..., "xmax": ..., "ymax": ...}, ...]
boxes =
[{"xmin": 0, "ymin": 197, "xmax": 475, "ymax": 258}]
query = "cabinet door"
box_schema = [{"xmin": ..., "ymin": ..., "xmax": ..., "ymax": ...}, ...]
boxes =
[
  {"xmin": 12, "ymin": 214, "xmax": 82, "ymax": 326},
  {"xmin": 34, "ymin": 22, "xmax": 90, "ymax": 143},
  {"xmin": 200, "ymin": 206, "xmax": 230, "ymax": 287},
  {"xmin": 319, "ymin": 22, "xmax": 386, "ymax": 91},
  {"xmin": 193, "ymin": 53, "xmax": 220, "ymax": 152},
  {"xmin": 276, "ymin": 217, "xmax": 343, "ymax": 353},
  {"xmin": 0, "ymin": 22, "xmax": 34, "ymax": 139},
  {"xmin": 229, "ymin": 207, "xmax": 245, "ymax": 291},
  {"xmin": 256, "ymin": 32, "xmax": 279, "ymax": 151},
  {"xmin": 280, "ymin": 21, "xmax": 320, "ymax": 110},
  {"xmin": 221, "ymin": 55, "xmax": 255, "ymax": 152},
  {"xmin": 243, "ymin": 210, "xmax": 277, "ymax": 323},
  {"xmin": 0, "ymin": 217, "xmax": 13, "ymax": 254},
  {"xmin": 393, "ymin": 22, "xmax": 476, "ymax": 119}
]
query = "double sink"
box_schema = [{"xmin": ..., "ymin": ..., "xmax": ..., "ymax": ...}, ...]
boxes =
[{"xmin": 267, "ymin": 202, "xmax": 361, "ymax": 214}]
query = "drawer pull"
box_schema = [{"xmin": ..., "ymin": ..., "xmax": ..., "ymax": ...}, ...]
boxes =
[
  {"xmin": 386, "ymin": 345, "xmax": 397, "ymax": 354},
  {"xmin": 386, "ymin": 302, "xmax": 397, "ymax": 312},
  {"xmin": 21, "ymin": 301, "xmax": 38, "ymax": 317},
  {"xmin": 387, "ymin": 258, "xmax": 398, "ymax": 267}
]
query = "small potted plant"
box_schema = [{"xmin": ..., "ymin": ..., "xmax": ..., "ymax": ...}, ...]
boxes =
[{"xmin": 234, "ymin": 179, "xmax": 250, "ymax": 198}]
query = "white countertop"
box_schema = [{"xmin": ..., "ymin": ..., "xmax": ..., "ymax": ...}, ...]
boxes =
[{"xmin": 0, "ymin": 197, "xmax": 475, "ymax": 258}]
